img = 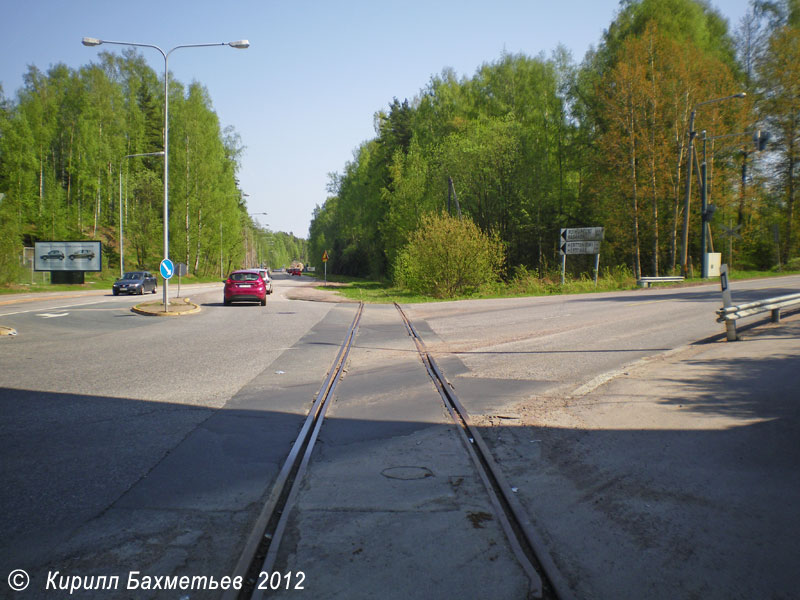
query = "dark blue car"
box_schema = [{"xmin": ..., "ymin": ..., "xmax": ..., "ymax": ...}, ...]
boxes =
[{"xmin": 113, "ymin": 271, "xmax": 157, "ymax": 295}]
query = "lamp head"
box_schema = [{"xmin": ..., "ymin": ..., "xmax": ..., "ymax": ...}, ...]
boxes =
[
  {"xmin": 82, "ymin": 37, "xmax": 102, "ymax": 47},
  {"xmin": 228, "ymin": 40, "xmax": 250, "ymax": 49}
]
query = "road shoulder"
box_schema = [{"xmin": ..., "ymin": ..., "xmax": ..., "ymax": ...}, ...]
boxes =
[{"xmin": 487, "ymin": 315, "xmax": 800, "ymax": 599}]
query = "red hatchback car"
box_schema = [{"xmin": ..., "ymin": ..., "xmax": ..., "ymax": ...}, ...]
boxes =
[{"xmin": 224, "ymin": 270, "xmax": 267, "ymax": 306}]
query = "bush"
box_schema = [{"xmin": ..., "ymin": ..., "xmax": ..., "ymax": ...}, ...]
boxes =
[
  {"xmin": 784, "ymin": 256, "xmax": 800, "ymax": 271},
  {"xmin": 0, "ymin": 224, "xmax": 23, "ymax": 286},
  {"xmin": 394, "ymin": 212, "xmax": 505, "ymax": 298}
]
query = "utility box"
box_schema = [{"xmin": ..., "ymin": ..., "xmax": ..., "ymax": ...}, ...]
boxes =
[{"xmin": 706, "ymin": 253, "xmax": 722, "ymax": 277}]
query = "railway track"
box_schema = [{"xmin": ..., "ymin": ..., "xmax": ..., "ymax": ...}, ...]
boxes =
[
  {"xmin": 224, "ymin": 302, "xmax": 363, "ymax": 599},
  {"xmin": 226, "ymin": 302, "xmax": 571, "ymax": 600}
]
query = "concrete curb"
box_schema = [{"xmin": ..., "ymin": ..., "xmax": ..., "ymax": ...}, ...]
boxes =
[{"xmin": 131, "ymin": 297, "xmax": 201, "ymax": 317}]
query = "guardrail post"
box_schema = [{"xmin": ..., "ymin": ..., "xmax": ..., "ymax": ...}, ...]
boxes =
[
  {"xmin": 725, "ymin": 319, "xmax": 738, "ymax": 342},
  {"xmin": 719, "ymin": 264, "xmax": 738, "ymax": 341},
  {"xmin": 716, "ymin": 274, "xmax": 800, "ymax": 340}
]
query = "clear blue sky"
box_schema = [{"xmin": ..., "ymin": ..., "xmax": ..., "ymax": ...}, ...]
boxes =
[{"xmin": 2, "ymin": 0, "xmax": 752, "ymax": 238}]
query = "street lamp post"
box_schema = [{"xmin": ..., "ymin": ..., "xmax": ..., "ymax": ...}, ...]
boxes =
[
  {"xmin": 119, "ymin": 152, "xmax": 164, "ymax": 278},
  {"xmin": 83, "ymin": 36, "xmax": 249, "ymax": 310},
  {"xmin": 248, "ymin": 212, "xmax": 268, "ymax": 268},
  {"xmin": 699, "ymin": 131, "xmax": 712, "ymax": 278},
  {"xmin": 681, "ymin": 92, "xmax": 746, "ymax": 278},
  {"xmin": 696, "ymin": 129, "xmax": 769, "ymax": 275}
]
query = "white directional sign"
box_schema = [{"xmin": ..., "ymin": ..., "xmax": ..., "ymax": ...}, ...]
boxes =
[
  {"xmin": 559, "ymin": 226, "xmax": 604, "ymax": 286},
  {"xmin": 560, "ymin": 227, "xmax": 604, "ymax": 242},
  {"xmin": 560, "ymin": 240, "xmax": 602, "ymax": 255},
  {"xmin": 160, "ymin": 258, "xmax": 175, "ymax": 280}
]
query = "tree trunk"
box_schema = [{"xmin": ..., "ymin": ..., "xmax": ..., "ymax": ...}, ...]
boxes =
[
  {"xmin": 629, "ymin": 107, "xmax": 642, "ymax": 280},
  {"xmin": 194, "ymin": 206, "xmax": 202, "ymax": 272}
]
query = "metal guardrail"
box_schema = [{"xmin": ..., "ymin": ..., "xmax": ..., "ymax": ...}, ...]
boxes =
[
  {"xmin": 716, "ymin": 264, "xmax": 800, "ymax": 341},
  {"xmin": 638, "ymin": 276, "xmax": 685, "ymax": 288}
]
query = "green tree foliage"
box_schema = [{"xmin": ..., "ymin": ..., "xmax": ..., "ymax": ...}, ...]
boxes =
[
  {"xmin": 308, "ymin": 0, "xmax": 798, "ymax": 291},
  {"xmin": 266, "ymin": 231, "xmax": 308, "ymax": 269},
  {"xmin": 600, "ymin": 0, "xmax": 740, "ymax": 73},
  {"xmin": 310, "ymin": 51, "xmax": 577, "ymax": 282},
  {"xmin": 0, "ymin": 50, "xmax": 266, "ymax": 283},
  {"xmin": 394, "ymin": 212, "xmax": 504, "ymax": 298},
  {"xmin": 594, "ymin": 22, "xmax": 747, "ymax": 277},
  {"xmin": 757, "ymin": 23, "xmax": 800, "ymax": 263}
]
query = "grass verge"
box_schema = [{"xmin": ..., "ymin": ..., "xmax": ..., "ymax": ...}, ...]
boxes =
[{"xmin": 309, "ymin": 268, "xmax": 800, "ymax": 304}]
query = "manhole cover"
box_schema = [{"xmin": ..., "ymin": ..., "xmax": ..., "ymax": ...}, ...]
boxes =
[{"xmin": 381, "ymin": 466, "xmax": 434, "ymax": 480}]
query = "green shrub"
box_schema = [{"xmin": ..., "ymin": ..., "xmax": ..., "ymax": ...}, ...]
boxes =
[
  {"xmin": 394, "ymin": 212, "xmax": 505, "ymax": 298},
  {"xmin": 784, "ymin": 256, "xmax": 800, "ymax": 271},
  {"xmin": 0, "ymin": 225, "xmax": 23, "ymax": 286}
]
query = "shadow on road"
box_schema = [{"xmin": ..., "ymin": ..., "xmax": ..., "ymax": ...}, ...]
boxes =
[{"xmin": 2, "ymin": 331, "xmax": 798, "ymax": 600}]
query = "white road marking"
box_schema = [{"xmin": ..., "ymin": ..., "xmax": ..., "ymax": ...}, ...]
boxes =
[
  {"xmin": 0, "ymin": 286, "xmax": 221, "ymax": 318},
  {"xmin": 0, "ymin": 300, "xmax": 108, "ymax": 317}
]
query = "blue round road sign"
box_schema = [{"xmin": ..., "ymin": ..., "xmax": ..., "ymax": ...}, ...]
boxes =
[{"xmin": 160, "ymin": 258, "xmax": 175, "ymax": 280}]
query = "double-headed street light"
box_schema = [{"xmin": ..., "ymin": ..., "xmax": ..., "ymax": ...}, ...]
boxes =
[
  {"xmin": 681, "ymin": 92, "xmax": 746, "ymax": 278},
  {"xmin": 83, "ymin": 36, "xmax": 249, "ymax": 310}
]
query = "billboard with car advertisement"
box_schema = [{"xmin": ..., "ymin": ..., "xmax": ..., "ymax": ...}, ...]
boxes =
[{"xmin": 34, "ymin": 241, "xmax": 102, "ymax": 272}]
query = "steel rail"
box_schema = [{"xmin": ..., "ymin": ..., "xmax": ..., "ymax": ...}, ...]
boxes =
[
  {"xmin": 224, "ymin": 302, "xmax": 364, "ymax": 600},
  {"xmin": 394, "ymin": 302, "xmax": 575, "ymax": 600}
]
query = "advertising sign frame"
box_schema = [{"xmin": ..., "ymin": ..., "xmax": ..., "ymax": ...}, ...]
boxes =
[{"xmin": 34, "ymin": 241, "xmax": 102, "ymax": 272}]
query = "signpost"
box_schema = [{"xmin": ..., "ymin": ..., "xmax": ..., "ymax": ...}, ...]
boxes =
[
  {"xmin": 322, "ymin": 250, "xmax": 329, "ymax": 286},
  {"xmin": 160, "ymin": 258, "xmax": 174, "ymax": 312},
  {"xmin": 175, "ymin": 262, "xmax": 188, "ymax": 297},
  {"xmin": 160, "ymin": 258, "xmax": 174, "ymax": 279},
  {"xmin": 719, "ymin": 264, "xmax": 736, "ymax": 341},
  {"xmin": 560, "ymin": 227, "xmax": 604, "ymax": 286},
  {"xmin": 560, "ymin": 227, "xmax": 604, "ymax": 242},
  {"xmin": 560, "ymin": 240, "xmax": 601, "ymax": 255}
]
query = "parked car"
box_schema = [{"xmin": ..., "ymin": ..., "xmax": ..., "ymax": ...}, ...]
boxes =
[
  {"xmin": 68, "ymin": 249, "xmax": 96, "ymax": 260},
  {"xmin": 113, "ymin": 271, "xmax": 157, "ymax": 295},
  {"xmin": 40, "ymin": 250, "xmax": 65, "ymax": 261},
  {"xmin": 224, "ymin": 270, "xmax": 267, "ymax": 306}
]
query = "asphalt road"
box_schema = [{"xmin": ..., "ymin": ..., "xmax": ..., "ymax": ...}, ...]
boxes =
[
  {"xmin": 0, "ymin": 275, "xmax": 358, "ymax": 598},
  {"xmin": 403, "ymin": 275, "xmax": 800, "ymax": 599},
  {"xmin": 1, "ymin": 273, "xmax": 798, "ymax": 599}
]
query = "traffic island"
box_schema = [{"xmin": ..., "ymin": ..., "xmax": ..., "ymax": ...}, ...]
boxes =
[{"xmin": 131, "ymin": 297, "xmax": 201, "ymax": 316}]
